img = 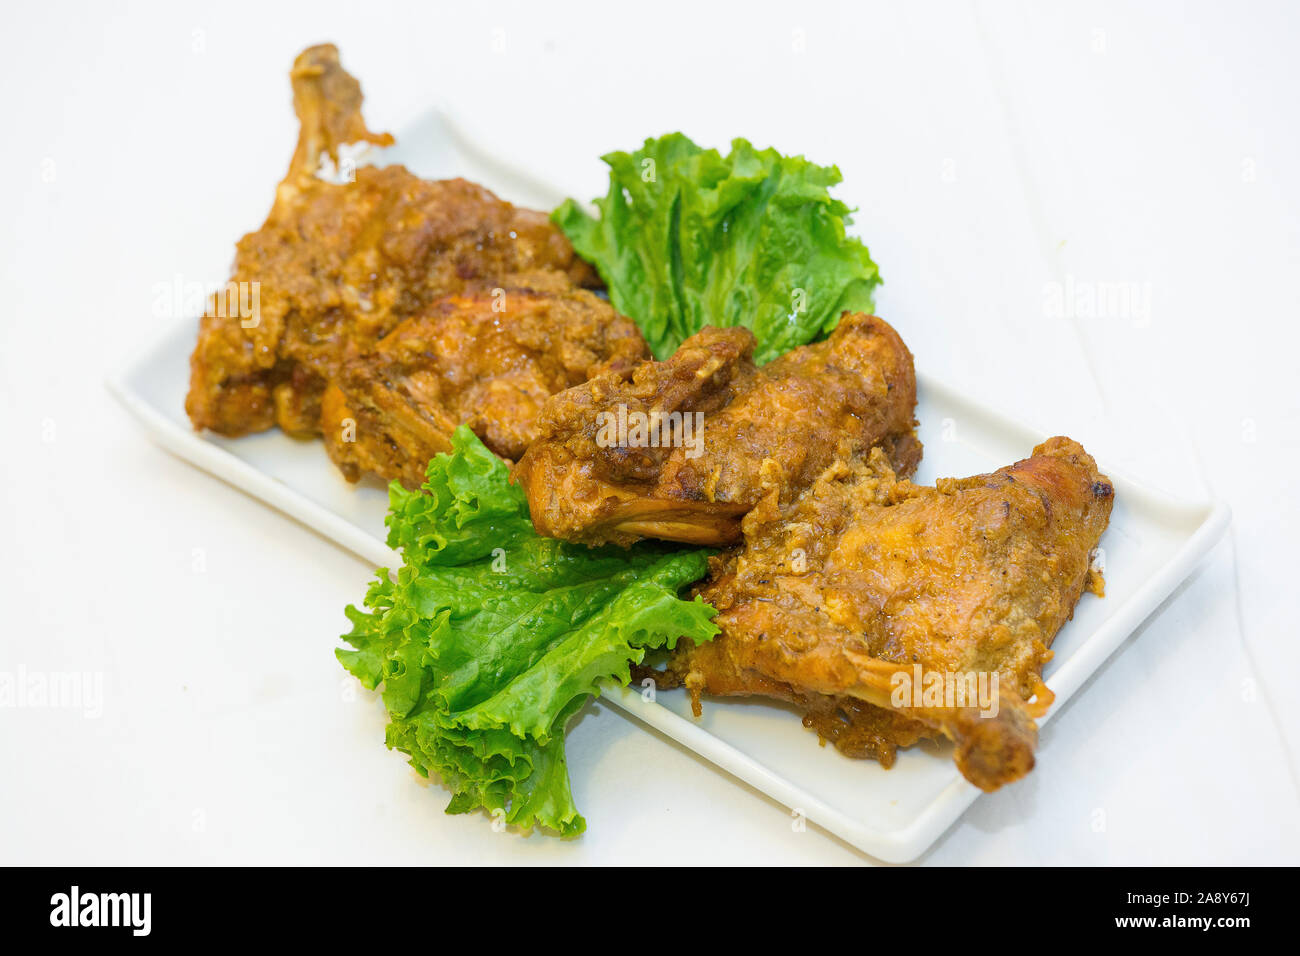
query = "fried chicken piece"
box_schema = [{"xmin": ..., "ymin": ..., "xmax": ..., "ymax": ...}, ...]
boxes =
[
  {"xmin": 319, "ymin": 276, "xmax": 649, "ymax": 488},
  {"xmin": 663, "ymin": 437, "xmax": 1113, "ymax": 791},
  {"xmin": 186, "ymin": 44, "xmax": 596, "ymax": 439},
  {"xmin": 513, "ymin": 313, "xmax": 921, "ymax": 547}
]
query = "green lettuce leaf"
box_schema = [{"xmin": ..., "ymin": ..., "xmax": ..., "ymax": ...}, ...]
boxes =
[
  {"xmin": 338, "ymin": 426, "xmax": 717, "ymax": 836},
  {"xmin": 553, "ymin": 132, "xmax": 881, "ymax": 364}
]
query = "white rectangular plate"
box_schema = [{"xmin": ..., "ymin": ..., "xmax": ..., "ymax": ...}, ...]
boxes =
[{"xmin": 108, "ymin": 109, "xmax": 1229, "ymax": 863}]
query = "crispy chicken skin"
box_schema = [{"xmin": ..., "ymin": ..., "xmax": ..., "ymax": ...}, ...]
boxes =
[
  {"xmin": 513, "ymin": 313, "xmax": 921, "ymax": 547},
  {"xmin": 320, "ymin": 275, "xmax": 649, "ymax": 488},
  {"xmin": 186, "ymin": 44, "xmax": 597, "ymax": 439},
  {"xmin": 660, "ymin": 437, "xmax": 1113, "ymax": 791}
]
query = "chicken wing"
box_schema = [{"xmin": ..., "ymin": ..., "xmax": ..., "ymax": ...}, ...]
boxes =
[
  {"xmin": 660, "ymin": 437, "xmax": 1113, "ymax": 791},
  {"xmin": 513, "ymin": 313, "xmax": 921, "ymax": 547},
  {"xmin": 319, "ymin": 275, "xmax": 648, "ymax": 488},
  {"xmin": 186, "ymin": 44, "xmax": 597, "ymax": 440}
]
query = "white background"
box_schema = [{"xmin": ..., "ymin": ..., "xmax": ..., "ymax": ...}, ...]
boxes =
[{"xmin": 2, "ymin": 0, "xmax": 1298, "ymax": 865}]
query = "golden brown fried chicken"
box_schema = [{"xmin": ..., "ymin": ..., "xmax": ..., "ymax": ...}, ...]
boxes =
[
  {"xmin": 186, "ymin": 44, "xmax": 597, "ymax": 440},
  {"xmin": 661, "ymin": 437, "xmax": 1113, "ymax": 791},
  {"xmin": 320, "ymin": 276, "xmax": 649, "ymax": 488},
  {"xmin": 513, "ymin": 313, "xmax": 921, "ymax": 547}
]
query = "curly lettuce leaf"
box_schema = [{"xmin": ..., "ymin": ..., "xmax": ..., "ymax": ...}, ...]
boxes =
[
  {"xmin": 338, "ymin": 426, "xmax": 717, "ymax": 836},
  {"xmin": 553, "ymin": 132, "xmax": 881, "ymax": 363}
]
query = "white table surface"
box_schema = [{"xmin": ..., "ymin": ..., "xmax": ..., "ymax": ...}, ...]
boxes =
[{"xmin": 2, "ymin": 0, "xmax": 1297, "ymax": 865}]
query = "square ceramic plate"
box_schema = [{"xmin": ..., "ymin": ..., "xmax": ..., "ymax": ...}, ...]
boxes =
[{"xmin": 108, "ymin": 108, "xmax": 1230, "ymax": 862}]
